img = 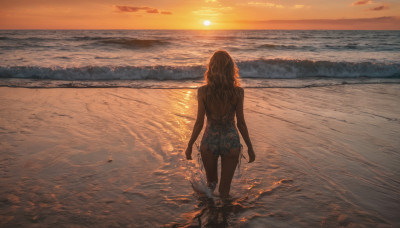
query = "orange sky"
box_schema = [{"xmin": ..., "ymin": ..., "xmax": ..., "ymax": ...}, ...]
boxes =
[{"xmin": 0, "ymin": 0, "xmax": 399, "ymax": 29}]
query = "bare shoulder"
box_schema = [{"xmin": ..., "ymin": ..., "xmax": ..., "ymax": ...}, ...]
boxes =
[
  {"xmin": 198, "ymin": 85, "xmax": 208, "ymax": 94},
  {"xmin": 198, "ymin": 85, "xmax": 207, "ymax": 91},
  {"xmin": 236, "ymin": 86, "xmax": 244, "ymax": 97},
  {"xmin": 197, "ymin": 85, "xmax": 207, "ymax": 99}
]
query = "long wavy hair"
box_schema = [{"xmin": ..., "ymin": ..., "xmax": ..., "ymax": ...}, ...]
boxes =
[{"xmin": 204, "ymin": 50, "xmax": 240, "ymax": 105}]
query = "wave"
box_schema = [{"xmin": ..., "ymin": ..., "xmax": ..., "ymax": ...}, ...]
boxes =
[
  {"xmin": 98, "ymin": 38, "xmax": 169, "ymax": 48},
  {"xmin": 73, "ymin": 36, "xmax": 112, "ymax": 41},
  {"xmin": 325, "ymin": 44, "xmax": 359, "ymax": 50},
  {"xmin": 195, "ymin": 35, "xmax": 238, "ymax": 40},
  {"xmin": 237, "ymin": 59, "xmax": 400, "ymax": 78},
  {"xmin": 94, "ymin": 56, "xmax": 121, "ymax": 60},
  {"xmin": 0, "ymin": 37, "xmax": 60, "ymax": 42},
  {"xmin": 2, "ymin": 78, "xmax": 399, "ymax": 89},
  {"xmin": 0, "ymin": 59, "xmax": 399, "ymax": 80},
  {"xmin": 258, "ymin": 43, "xmax": 398, "ymax": 51},
  {"xmin": 0, "ymin": 65, "xmax": 204, "ymax": 80},
  {"xmin": 0, "ymin": 36, "xmax": 170, "ymax": 49},
  {"xmin": 258, "ymin": 44, "xmax": 306, "ymax": 50}
]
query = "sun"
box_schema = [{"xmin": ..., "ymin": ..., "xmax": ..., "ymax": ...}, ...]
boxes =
[{"xmin": 203, "ymin": 20, "xmax": 211, "ymax": 26}]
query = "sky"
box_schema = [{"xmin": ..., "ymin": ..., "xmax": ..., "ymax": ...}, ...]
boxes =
[{"xmin": 0, "ymin": 0, "xmax": 399, "ymax": 29}]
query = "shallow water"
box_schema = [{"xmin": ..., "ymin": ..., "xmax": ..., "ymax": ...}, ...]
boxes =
[{"xmin": 0, "ymin": 84, "xmax": 400, "ymax": 227}]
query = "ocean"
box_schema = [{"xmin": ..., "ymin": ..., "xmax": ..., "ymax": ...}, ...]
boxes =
[
  {"xmin": 0, "ymin": 30, "xmax": 399, "ymax": 84},
  {"xmin": 1, "ymin": 30, "xmax": 400, "ymax": 227}
]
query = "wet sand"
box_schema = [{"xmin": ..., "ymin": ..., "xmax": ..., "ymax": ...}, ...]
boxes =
[{"xmin": 0, "ymin": 84, "xmax": 399, "ymax": 227}]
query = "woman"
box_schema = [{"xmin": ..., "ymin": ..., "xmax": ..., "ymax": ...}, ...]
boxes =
[{"xmin": 185, "ymin": 50, "xmax": 255, "ymax": 199}]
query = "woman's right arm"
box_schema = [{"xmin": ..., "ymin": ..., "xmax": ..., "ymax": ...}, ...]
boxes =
[
  {"xmin": 236, "ymin": 87, "xmax": 255, "ymax": 163},
  {"xmin": 185, "ymin": 87, "xmax": 206, "ymax": 160}
]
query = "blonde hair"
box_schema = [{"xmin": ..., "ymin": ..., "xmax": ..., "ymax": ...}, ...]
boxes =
[{"xmin": 204, "ymin": 50, "xmax": 240, "ymax": 104}]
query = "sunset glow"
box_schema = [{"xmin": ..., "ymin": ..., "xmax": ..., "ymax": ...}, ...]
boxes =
[{"xmin": 0, "ymin": 0, "xmax": 399, "ymax": 29}]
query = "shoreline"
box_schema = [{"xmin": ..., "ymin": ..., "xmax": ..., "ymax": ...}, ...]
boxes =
[{"xmin": 1, "ymin": 77, "xmax": 400, "ymax": 89}]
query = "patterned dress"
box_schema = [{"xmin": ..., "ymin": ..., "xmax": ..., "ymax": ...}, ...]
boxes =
[{"xmin": 200, "ymin": 104, "xmax": 241, "ymax": 157}]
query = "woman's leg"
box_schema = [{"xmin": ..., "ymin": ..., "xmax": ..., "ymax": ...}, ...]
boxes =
[
  {"xmin": 219, "ymin": 149, "xmax": 240, "ymax": 198},
  {"xmin": 200, "ymin": 148, "xmax": 219, "ymax": 190}
]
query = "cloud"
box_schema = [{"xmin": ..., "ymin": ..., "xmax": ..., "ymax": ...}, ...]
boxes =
[
  {"xmin": 115, "ymin": 6, "xmax": 148, "ymax": 12},
  {"xmin": 351, "ymin": 0, "xmax": 389, "ymax": 11},
  {"xmin": 369, "ymin": 5, "xmax": 389, "ymax": 10},
  {"xmin": 146, "ymin": 8, "xmax": 159, "ymax": 14},
  {"xmin": 294, "ymin": 5, "xmax": 305, "ymax": 9},
  {"xmin": 352, "ymin": 0, "xmax": 372, "ymax": 6},
  {"xmin": 193, "ymin": 8, "xmax": 220, "ymax": 16},
  {"xmin": 115, "ymin": 5, "xmax": 172, "ymax": 15},
  {"xmin": 229, "ymin": 17, "xmax": 400, "ymax": 29},
  {"xmin": 205, "ymin": 0, "xmax": 218, "ymax": 2},
  {"xmin": 248, "ymin": 2, "xmax": 284, "ymax": 8},
  {"xmin": 193, "ymin": 6, "xmax": 233, "ymax": 17},
  {"xmin": 237, "ymin": 16, "xmax": 397, "ymax": 24}
]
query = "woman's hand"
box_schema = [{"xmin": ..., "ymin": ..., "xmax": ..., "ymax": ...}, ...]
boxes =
[
  {"xmin": 185, "ymin": 146, "xmax": 193, "ymax": 160},
  {"xmin": 248, "ymin": 147, "xmax": 255, "ymax": 163}
]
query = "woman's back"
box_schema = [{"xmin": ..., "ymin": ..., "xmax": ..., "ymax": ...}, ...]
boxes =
[
  {"xmin": 200, "ymin": 85, "xmax": 242, "ymax": 125},
  {"xmin": 199, "ymin": 85, "xmax": 243, "ymax": 157}
]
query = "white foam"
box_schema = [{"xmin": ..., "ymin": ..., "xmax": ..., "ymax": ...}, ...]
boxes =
[{"xmin": 0, "ymin": 59, "xmax": 399, "ymax": 81}]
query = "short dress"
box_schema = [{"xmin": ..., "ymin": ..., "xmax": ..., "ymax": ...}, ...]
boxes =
[{"xmin": 200, "ymin": 104, "xmax": 241, "ymax": 157}]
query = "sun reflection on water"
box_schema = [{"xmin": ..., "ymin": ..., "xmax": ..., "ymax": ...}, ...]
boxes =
[{"xmin": 167, "ymin": 90, "xmax": 197, "ymax": 142}]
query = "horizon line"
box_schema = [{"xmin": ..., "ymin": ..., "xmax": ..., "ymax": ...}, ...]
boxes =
[{"xmin": 1, "ymin": 28, "xmax": 400, "ymax": 31}]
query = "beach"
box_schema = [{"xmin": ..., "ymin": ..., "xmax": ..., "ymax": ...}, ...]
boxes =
[{"xmin": 1, "ymin": 83, "xmax": 399, "ymax": 227}]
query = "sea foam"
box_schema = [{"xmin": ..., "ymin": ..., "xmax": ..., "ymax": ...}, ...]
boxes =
[{"xmin": 1, "ymin": 59, "xmax": 399, "ymax": 81}]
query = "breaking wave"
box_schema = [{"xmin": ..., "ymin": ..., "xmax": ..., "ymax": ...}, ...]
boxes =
[
  {"xmin": 237, "ymin": 59, "xmax": 400, "ymax": 78},
  {"xmin": 0, "ymin": 59, "xmax": 399, "ymax": 81}
]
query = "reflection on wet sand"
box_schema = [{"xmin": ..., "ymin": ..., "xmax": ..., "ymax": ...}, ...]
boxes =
[
  {"xmin": 182, "ymin": 197, "xmax": 246, "ymax": 227},
  {"xmin": 172, "ymin": 172, "xmax": 298, "ymax": 227},
  {"xmin": 1, "ymin": 84, "xmax": 400, "ymax": 227}
]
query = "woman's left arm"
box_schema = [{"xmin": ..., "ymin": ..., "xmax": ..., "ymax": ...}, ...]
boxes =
[{"xmin": 185, "ymin": 88, "xmax": 206, "ymax": 160}]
